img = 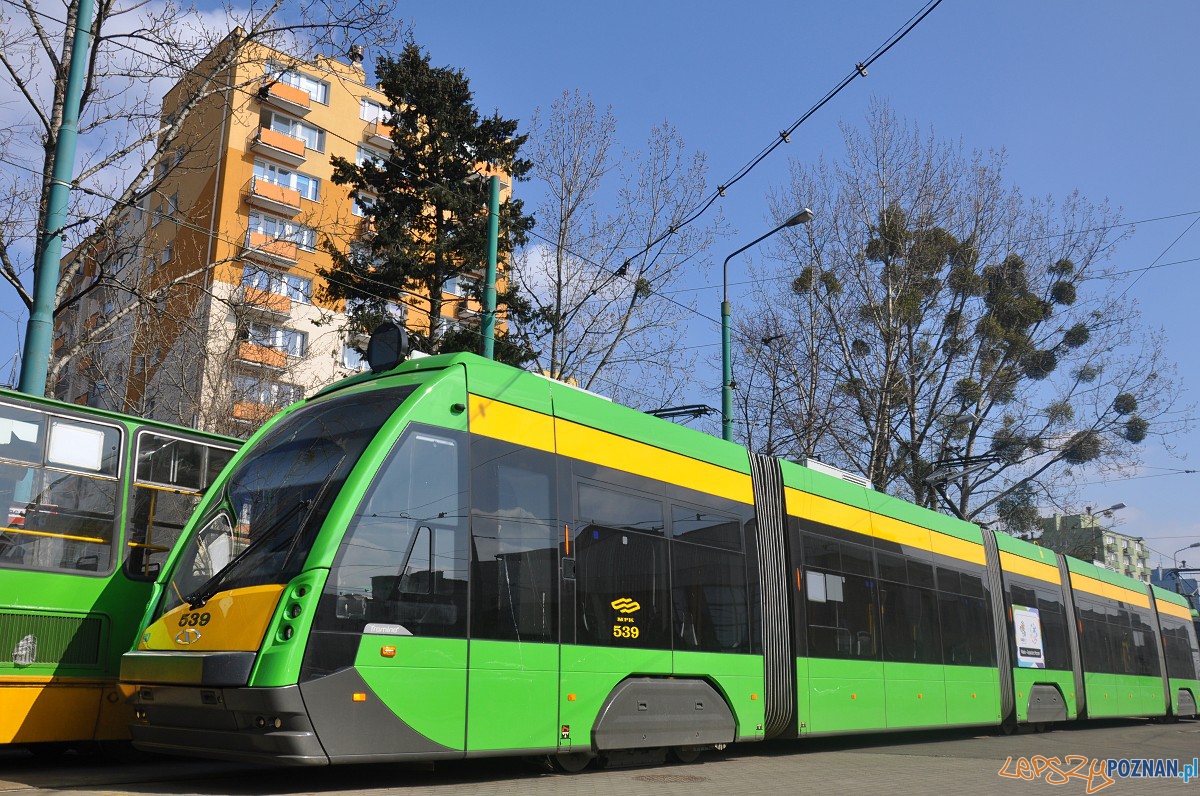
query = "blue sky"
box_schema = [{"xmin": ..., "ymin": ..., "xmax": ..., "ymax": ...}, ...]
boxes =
[
  {"xmin": 4, "ymin": 1, "xmax": 1198, "ymax": 564},
  {"xmin": 404, "ymin": 1, "xmax": 1200, "ymax": 564}
]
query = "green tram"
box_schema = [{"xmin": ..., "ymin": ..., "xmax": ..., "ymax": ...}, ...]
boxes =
[
  {"xmin": 0, "ymin": 388, "xmax": 239, "ymax": 748},
  {"xmin": 120, "ymin": 341, "xmax": 1200, "ymax": 768}
]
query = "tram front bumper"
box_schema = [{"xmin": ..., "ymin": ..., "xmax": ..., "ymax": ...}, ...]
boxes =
[{"xmin": 129, "ymin": 683, "xmax": 329, "ymax": 765}]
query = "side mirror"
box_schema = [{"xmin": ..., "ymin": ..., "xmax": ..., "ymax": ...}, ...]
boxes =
[{"xmin": 366, "ymin": 321, "xmax": 409, "ymax": 373}]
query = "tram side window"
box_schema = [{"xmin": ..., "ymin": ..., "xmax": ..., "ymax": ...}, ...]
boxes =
[
  {"xmin": 126, "ymin": 434, "xmax": 238, "ymax": 581},
  {"xmin": 319, "ymin": 426, "xmax": 469, "ymax": 639},
  {"xmin": 574, "ymin": 481, "xmax": 669, "ymax": 649},
  {"xmin": 1075, "ymin": 596, "xmax": 1159, "ymax": 676},
  {"xmin": 937, "ymin": 568, "xmax": 995, "ymax": 667},
  {"xmin": 879, "ymin": 581, "xmax": 942, "ymax": 664},
  {"xmin": 800, "ymin": 531, "xmax": 878, "ymax": 660},
  {"xmin": 1129, "ymin": 607, "xmax": 1161, "ymax": 677},
  {"xmin": 470, "ymin": 437, "xmax": 558, "ymax": 643},
  {"xmin": 1162, "ymin": 618, "xmax": 1200, "ymax": 680},
  {"xmin": 0, "ymin": 406, "xmax": 120, "ymax": 574},
  {"xmin": 671, "ymin": 505, "xmax": 748, "ymax": 653},
  {"xmin": 1008, "ymin": 581, "xmax": 1071, "ymax": 671}
]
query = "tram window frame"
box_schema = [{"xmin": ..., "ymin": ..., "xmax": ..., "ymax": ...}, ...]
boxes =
[
  {"xmin": 573, "ymin": 478, "xmax": 670, "ymax": 650},
  {"xmin": 1162, "ymin": 616, "xmax": 1199, "ymax": 680},
  {"xmin": 310, "ymin": 422, "xmax": 470, "ymax": 641},
  {"xmin": 796, "ymin": 526, "xmax": 879, "ymax": 661},
  {"xmin": 879, "ymin": 580, "xmax": 942, "ymax": 665},
  {"xmin": 0, "ymin": 403, "xmax": 123, "ymax": 576},
  {"xmin": 125, "ymin": 432, "xmax": 238, "ymax": 582},
  {"xmin": 469, "ymin": 436, "xmax": 559, "ymax": 644},
  {"xmin": 671, "ymin": 532, "xmax": 750, "ymax": 654},
  {"xmin": 936, "ymin": 562, "xmax": 995, "ymax": 667},
  {"xmin": 1007, "ymin": 577, "xmax": 1072, "ymax": 671}
]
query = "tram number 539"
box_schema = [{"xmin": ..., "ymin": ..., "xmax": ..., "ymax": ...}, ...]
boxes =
[
  {"xmin": 612, "ymin": 624, "xmax": 639, "ymax": 639},
  {"xmin": 178, "ymin": 611, "xmax": 211, "ymax": 627}
]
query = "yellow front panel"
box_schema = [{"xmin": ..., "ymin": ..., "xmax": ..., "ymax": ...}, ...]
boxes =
[
  {"xmin": 0, "ymin": 678, "xmax": 104, "ymax": 744},
  {"xmin": 1000, "ymin": 551, "xmax": 1061, "ymax": 585},
  {"xmin": 469, "ymin": 395, "xmax": 555, "ymax": 452},
  {"xmin": 139, "ymin": 584, "xmax": 286, "ymax": 652},
  {"xmin": 1157, "ymin": 599, "xmax": 1193, "ymax": 621},
  {"xmin": 554, "ymin": 417, "xmax": 754, "ymax": 505},
  {"xmin": 1069, "ymin": 573, "xmax": 1150, "ymax": 609}
]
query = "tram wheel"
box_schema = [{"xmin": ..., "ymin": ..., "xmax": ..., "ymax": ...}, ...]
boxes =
[
  {"xmin": 546, "ymin": 751, "xmax": 592, "ymax": 774},
  {"xmin": 667, "ymin": 746, "xmax": 703, "ymax": 764},
  {"xmin": 1033, "ymin": 722, "xmax": 1051, "ymax": 733},
  {"xmin": 998, "ymin": 718, "xmax": 1018, "ymax": 736}
]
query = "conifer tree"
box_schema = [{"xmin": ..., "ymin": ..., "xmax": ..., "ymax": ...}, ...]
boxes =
[{"xmin": 324, "ymin": 41, "xmax": 537, "ymax": 364}]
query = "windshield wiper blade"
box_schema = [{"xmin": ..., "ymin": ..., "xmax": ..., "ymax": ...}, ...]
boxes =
[{"xmin": 184, "ymin": 498, "xmax": 310, "ymax": 610}]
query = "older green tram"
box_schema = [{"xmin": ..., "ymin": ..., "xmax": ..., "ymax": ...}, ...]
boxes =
[
  {"xmin": 0, "ymin": 388, "xmax": 239, "ymax": 749},
  {"xmin": 121, "ymin": 346, "xmax": 1200, "ymax": 768}
]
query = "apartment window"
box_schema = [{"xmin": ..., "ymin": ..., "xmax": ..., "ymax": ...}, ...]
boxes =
[
  {"xmin": 167, "ymin": 193, "xmax": 179, "ymax": 217},
  {"xmin": 351, "ymin": 193, "xmax": 375, "ymax": 218},
  {"xmin": 253, "ymin": 160, "xmax": 320, "ymax": 201},
  {"xmin": 360, "ymin": 98, "xmax": 386, "ymax": 123},
  {"xmin": 443, "ymin": 275, "xmax": 476, "ymax": 297},
  {"xmin": 264, "ymin": 110, "xmax": 325, "ymax": 152},
  {"xmin": 356, "ymin": 145, "xmax": 387, "ymax": 166},
  {"xmin": 247, "ymin": 212, "xmax": 317, "ymax": 251},
  {"xmin": 245, "ymin": 321, "xmax": 307, "ymax": 357},
  {"xmin": 341, "ymin": 344, "xmax": 369, "ymax": 371},
  {"xmin": 265, "ymin": 62, "xmax": 330, "ymax": 104},
  {"xmin": 160, "ymin": 242, "xmax": 173, "ymax": 265},
  {"xmin": 242, "ymin": 267, "xmax": 313, "ymax": 304},
  {"xmin": 1105, "ymin": 535, "xmax": 1114, "ymax": 545},
  {"xmin": 233, "ymin": 374, "xmax": 303, "ymax": 406}
]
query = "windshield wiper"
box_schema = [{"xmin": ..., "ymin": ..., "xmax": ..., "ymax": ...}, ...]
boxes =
[
  {"xmin": 182, "ymin": 445, "xmax": 348, "ymax": 611},
  {"xmin": 184, "ymin": 498, "xmax": 312, "ymax": 610}
]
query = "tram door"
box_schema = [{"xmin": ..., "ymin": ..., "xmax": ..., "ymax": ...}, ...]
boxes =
[{"xmin": 465, "ymin": 410, "xmax": 562, "ymax": 753}]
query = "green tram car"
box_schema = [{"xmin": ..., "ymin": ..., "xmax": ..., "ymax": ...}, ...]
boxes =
[
  {"xmin": 0, "ymin": 387, "xmax": 239, "ymax": 748},
  {"xmin": 121, "ymin": 348, "xmax": 1200, "ymax": 768}
]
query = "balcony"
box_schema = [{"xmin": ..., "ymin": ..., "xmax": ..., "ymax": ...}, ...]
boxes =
[
  {"xmin": 259, "ymin": 81, "xmax": 311, "ymax": 117},
  {"xmin": 240, "ymin": 286, "xmax": 291, "ymax": 315},
  {"xmin": 365, "ymin": 120, "xmax": 393, "ymax": 149},
  {"xmin": 247, "ymin": 177, "xmax": 302, "ymax": 216},
  {"xmin": 244, "ymin": 232, "xmax": 298, "ymax": 267},
  {"xmin": 250, "ymin": 127, "xmax": 306, "ymax": 167},
  {"xmin": 237, "ymin": 342, "xmax": 287, "ymax": 369},
  {"xmin": 232, "ymin": 401, "xmax": 275, "ymax": 424}
]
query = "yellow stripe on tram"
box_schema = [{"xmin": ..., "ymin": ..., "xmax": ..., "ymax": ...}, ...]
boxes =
[
  {"xmin": 1157, "ymin": 599, "xmax": 1193, "ymax": 621},
  {"xmin": 469, "ymin": 395, "xmax": 754, "ymax": 505},
  {"xmin": 1069, "ymin": 572, "xmax": 1150, "ymax": 608},
  {"xmin": 999, "ymin": 551, "xmax": 1062, "ymax": 585}
]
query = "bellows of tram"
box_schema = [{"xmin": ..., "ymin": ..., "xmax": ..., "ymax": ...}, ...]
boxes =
[{"xmin": 118, "ymin": 323, "xmax": 1200, "ymax": 767}]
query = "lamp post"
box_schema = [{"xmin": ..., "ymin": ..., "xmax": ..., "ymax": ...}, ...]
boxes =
[
  {"xmin": 1173, "ymin": 542, "xmax": 1200, "ymax": 569},
  {"xmin": 721, "ymin": 208, "xmax": 813, "ymax": 442}
]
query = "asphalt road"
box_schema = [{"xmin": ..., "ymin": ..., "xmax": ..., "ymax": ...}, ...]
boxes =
[{"xmin": 2, "ymin": 719, "xmax": 1198, "ymax": 795}]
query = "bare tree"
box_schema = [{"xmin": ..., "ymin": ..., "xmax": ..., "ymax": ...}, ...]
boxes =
[
  {"xmin": 516, "ymin": 90, "xmax": 717, "ymax": 407},
  {"xmin": 0, "ymin": 0, "xmax": 402, "ymax": 396},
  {"xmin": 739, "ymin": 99, "xmax": 1189, "ymax": 525}
]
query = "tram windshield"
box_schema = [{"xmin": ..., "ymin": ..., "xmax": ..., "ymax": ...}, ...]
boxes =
[{"xmin": 161, "ymin": 386, "xmax": 415, "ymax": 614}]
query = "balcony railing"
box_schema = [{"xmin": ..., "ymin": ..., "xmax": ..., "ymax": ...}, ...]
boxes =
[
  {"xmin": 365, "ymin": 120, "xmax": 393, "ymax": 149},
  {"xmin": 232, "ymin": 401, "xmax": 275, "ymax": 423},
  {"xmin": 237, "ymin": 342, "xmax": 287, "ymax": 368},
  {"xmin": 244, "ymin": 232, "xmax": 299, "ymax": 267},
  {"xmin": 247, "ymin": 177, "xmax": 302, "ymax": 216},
  {"xmin": 241, "ymin": 286, "xmax": 291, "ymax": 315},
  {"xmin": 259, "ymin": 81, "xmax": 311, "ymax": 117},
  {"xmin": 250, "ymin": 127, "xmax": 306, "ymax": 167}
]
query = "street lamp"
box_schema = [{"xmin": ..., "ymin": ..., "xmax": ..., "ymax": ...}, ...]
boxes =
[
  {"xmin": 720, "ymin": 208, "xmax": 813, "ymax": 441},
  {"xmin": 1173, "ymin": 542, "xmax": 1200, "ymax": 568}
]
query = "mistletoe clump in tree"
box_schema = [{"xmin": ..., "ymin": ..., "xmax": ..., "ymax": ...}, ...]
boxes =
[{"xmin": 323, "ymin": 41, "xmax": 537, "ymax": 364}]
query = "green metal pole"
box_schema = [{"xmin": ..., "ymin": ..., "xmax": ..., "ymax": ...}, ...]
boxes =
[
  {"xmin": 19, "ymin": 0, "xmax": 96, "ymax": 396},
  {"xmin": 481, "ymin": 174, "xmax": 500, "ymax": 360}
]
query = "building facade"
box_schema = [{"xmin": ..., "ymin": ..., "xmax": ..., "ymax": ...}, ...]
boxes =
[
  {"xmin": 1039, "ymin": 513, "xmax": 1151, "ymax": 583},
  {"xmin": 53, "ymin": 33, "xmax": 498, "ymax": 435}
]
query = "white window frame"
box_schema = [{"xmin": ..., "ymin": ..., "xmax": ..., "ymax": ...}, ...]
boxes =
[
  {"xmin": 265, "ymin": 111, "xmax": 325, "ymax": 152},
  {"xmin": 248, "ymin": 212, "xmax": 317, "ymax": 251},
  {"xmin": 265, "ymin": 61, "xmax": 330, "ymax": 104},
  {"xmin": 253, "ymin": 160, "xmax": 320, "ymax": 201},
  {"xmin": 360, "ymin": 98, "xmax": 386, "ymax": 123}
]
